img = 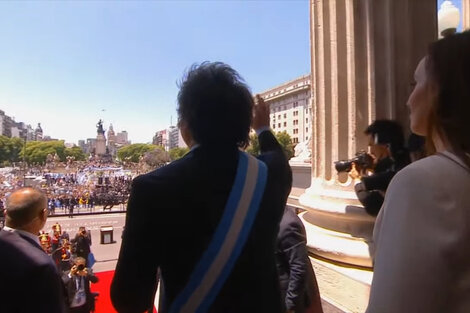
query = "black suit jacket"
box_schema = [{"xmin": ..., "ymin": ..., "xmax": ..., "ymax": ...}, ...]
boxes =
[
  {"xmin": 62, "ymin": 269, "xmax": 98, "ymax": 310},
  {"xmin": 0, "ymin": 230, "xmax": 67, "ymax": 313},
  {"xmin": 111, "ymin": 131, "xmax": 292, "ymax": 313},
  {"xmin": 276, "ymin": 207, "xmax": 321, "ymax": 313}
]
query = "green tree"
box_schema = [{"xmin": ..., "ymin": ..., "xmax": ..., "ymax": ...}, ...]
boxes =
[
  {"xmin": 169, "ymin": 147, "xmax": 190, "ymax": 161},
  {"xmin": 18, "ymin": 140, "xmax": 67, "ymax": 165},
  {"xmin": 142, "ymin": 147, "xmax": 170, "ymax": 168},
  {"xmin": 117, "ymin": 143, "xmax": 158, "ymax": 162},
  {"xmin": 276, "ymin": 131, "xmax": 294, "ymax": 159},
  {"xmin": 65, "ymin": 146, "xmax": 86, "ymax": 161},
  {"xmin": 245, "ymin": 131, "xmax": 294, "ymax": 159},
  {"xmin": 245, "ymin": 133, "xmax": 260, "ymax": 156},
  {"xmin": 0, "ymin": 136, "xmax": 25, "ymax": 165}
]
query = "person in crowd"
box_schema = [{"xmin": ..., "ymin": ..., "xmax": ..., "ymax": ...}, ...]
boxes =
[
  {"xmin": 63, "ymin": 256, "xmax": 99, "ymax": 313},
  {"xmin": 0, "ymin": 187, "xmax": 67, "ymax": 313},
  {"xmin": 351, "ymin": 119, "xmax": 410, "ymax": 215},
  {"xmin": 366, "ymin": 31, "xmax": 470, "ymax": 313},
  {"xmin": 71, "ymin": 226, "xmax": 92, "ymax": 264},
  {"xmin": 276, "ymin": 207, "xmax": 323, "ymax": 313},
  {"xmin": 111, "ymin": 62, "xmax": 292, "ymax": 313}
]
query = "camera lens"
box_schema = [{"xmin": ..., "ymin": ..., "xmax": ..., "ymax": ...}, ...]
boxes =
[{"xmin": 77, "ymin": 264, "xmax": 85, "ymax": 271}]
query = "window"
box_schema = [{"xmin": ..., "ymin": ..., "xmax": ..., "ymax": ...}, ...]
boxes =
[
  {"xmin": 293, "ymin": 138, "xmax": 298, "ymax": 143},
  {"xmin": 293, "ymin": 129, "xmax": 298, "ymax": 134},
  {"xmin": 283, "ymin": 113, "xmax": 286, "ymax": 118},
  {"xmin": 293, "ymin": 120, "xmax": 298, "ymax": 126},
  {"xmin": 306, "ymin": 127, "xmax": 308, "ymax": 133},
  {"xmin": 273, "ymin": 124, "xmax": 275, "ymax": 129},
  {"xmin": 278, "ymin": 123, "xmax": 281, "ymax": 128},
  {"xmin": 278, "ymin": 115, "xmax": 281, "ymax": 120},
  {"xmin": 306, "ymin": 118, "xmax": 308, "ymax": 123},
  {"xmin": 284, "ymin": 122, "xmax": 287, "ymax": 127},
  {"xmin": 293, "ymin": 111, "xmax": 299, "ymax": 117}
]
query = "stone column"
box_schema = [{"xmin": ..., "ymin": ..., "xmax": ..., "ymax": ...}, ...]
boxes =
[
  {"xmin": 463, "ymin": 0, "xmax": 470, "ymax": 30},
  {"xmin": 300, "ymin": 0, "xmax": 436, "ymax": 267}
]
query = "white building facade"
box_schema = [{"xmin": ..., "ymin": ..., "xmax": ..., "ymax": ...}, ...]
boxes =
[{"xmin": 259, "ymin": 75, "xmax": 312, "ymax": 145}]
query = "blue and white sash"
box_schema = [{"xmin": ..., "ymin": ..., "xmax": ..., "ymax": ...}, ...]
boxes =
[{"xmin": 168, "ymin": 151, "xmax": 268, "ymax": 313}]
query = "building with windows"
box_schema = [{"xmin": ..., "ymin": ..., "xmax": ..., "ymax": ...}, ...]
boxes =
[
  {"xmin": 258, "ymin": 74, "xmax": 312, "ymax": 145},
  {"xmin": 116, "ymin": 131, "xmax": 129, "ymax": 145}
]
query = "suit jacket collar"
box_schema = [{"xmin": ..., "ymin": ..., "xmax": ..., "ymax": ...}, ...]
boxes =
[{"xmin": 17, "ymin": 231, "xmax": 45, "ymax": 252}]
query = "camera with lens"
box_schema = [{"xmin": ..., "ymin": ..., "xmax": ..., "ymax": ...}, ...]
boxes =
[
  {"xmin": 334, "ymin": 151, "xmax": 374, "ymax": 173},
  {"xmin": 77, "ymin": 264, "xmax": 85, "ymax": 271}
]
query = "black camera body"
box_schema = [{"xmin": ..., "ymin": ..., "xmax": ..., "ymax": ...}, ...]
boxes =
[
  {"xmin": 77, "ymin": 264, "xmax": 85, "ymax": 271},
  {"xmin": 335, "ymin": 151, "xmax": 374, "ymax": 173}
]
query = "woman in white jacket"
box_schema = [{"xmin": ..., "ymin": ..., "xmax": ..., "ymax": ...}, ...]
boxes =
[{"xmin": 366, "ymin": 31, "xmax": 470, "ymax": 313}]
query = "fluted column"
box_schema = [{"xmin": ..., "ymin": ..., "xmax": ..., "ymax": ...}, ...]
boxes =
[
  {"xmin": 301, "ymin": 0, "xmax": 436, "ymax": 267},
  {"xmin": 463, "ymin": 0, "xmax": 470, "ymax": 30}
]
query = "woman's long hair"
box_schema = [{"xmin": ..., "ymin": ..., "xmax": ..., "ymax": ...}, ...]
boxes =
[{"xmin": 425, "ymin": 30, "xmax": 470, "ymax": 168}]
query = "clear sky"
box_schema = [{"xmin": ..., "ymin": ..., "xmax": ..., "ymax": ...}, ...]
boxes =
[{"xmin": 0, "ymin": 0, "xmax": 310, "ymax": 144}]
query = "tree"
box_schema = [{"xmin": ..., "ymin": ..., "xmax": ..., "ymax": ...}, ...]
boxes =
[
  {"xmin": 117, "ymin": 144, "xmax": 158, "ymax": 163},
  {"xmin": 276, "ymin": 131, "xmax": 295, "ymax": 160},
  {"xmin": 142, "ymin": 147, "xmax": 170, "ymax": 168},
  {"xmin": 18, "ymin": 140, "xmax": 67, "ymax": 165},
  {"xmin": 65, "ymin": 146, "xmax": 86, "ymax": 161},
  {"xmin": 245, "ymin": 134, "xmax": 260, "ymax": 156},
  {"xmin": 0, "ymin": 136, "xmax": 25, "ymax": 166},
  {"xmin": 169, "ymin": 147, "xmax": 190, "ymax": 161},
  {"xmin": 245, "ymin": 131, "xmax": 294, "ymax": 160}
]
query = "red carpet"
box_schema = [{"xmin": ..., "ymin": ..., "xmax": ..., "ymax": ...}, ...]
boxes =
[
  {"xmin": 92, "ymin": 270, "xmax": 117, "ymax": 313},
  {"xmin": 92, "ymin": 271, "xmax": 158, "ymax": 313}
]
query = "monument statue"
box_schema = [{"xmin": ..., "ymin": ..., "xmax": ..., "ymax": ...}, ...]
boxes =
[
  {"xmin": 290, "ymin": 137, "xmax": 312, "ymax": 163},
  {"xmin": 97, "ymin": 119, "xmax": 105, "ymax": 134}
]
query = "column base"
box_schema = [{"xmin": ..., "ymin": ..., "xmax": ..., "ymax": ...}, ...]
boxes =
[{"xmin": 298, "ymin": 179, "xmax": 375, "ymax": 268}]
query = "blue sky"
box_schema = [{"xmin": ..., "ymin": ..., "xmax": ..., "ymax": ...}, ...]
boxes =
[
  {"xmin": 0, "ymin": 1, "xmax": 463, "ymax": 144},
  {"xmin": 0, "ymin": 1, "xmax": 310, "ymax": 144}
]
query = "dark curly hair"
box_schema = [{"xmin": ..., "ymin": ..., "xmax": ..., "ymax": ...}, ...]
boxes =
[
  {"xmin": 177, "ymin": 62, "xmax": 253, "ymax": 148},
  {"xmin": 426, "ymin": 30, "xmax": 470, "ymax": 168}
]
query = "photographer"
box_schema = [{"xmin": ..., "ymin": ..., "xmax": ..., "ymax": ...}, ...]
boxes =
[
  {"xmin": 350, "ymin": 120, "xmax": 410, "ymax": 216},
  {"xmin": 71, "ymin": 226, "xmax": 92, "ymax": 265},
  {"xmin": 62, "ymin": 256, "xmax": 99, "ymax": 313}
]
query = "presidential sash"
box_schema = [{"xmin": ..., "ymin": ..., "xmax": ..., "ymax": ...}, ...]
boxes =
[{"xmin": 168, "ymin": 151, "xmax": 268, "ymax": 313}]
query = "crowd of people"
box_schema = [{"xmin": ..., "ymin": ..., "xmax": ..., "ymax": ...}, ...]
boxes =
[
  {"xmin": 0, "ymin": 163, "xmax": 134, "ymax": 222},
  {"xmin": 1, "ymin": 31, "xmax": 470, "ymax": 313}
]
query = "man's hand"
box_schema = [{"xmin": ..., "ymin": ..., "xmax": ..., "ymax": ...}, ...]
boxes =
[
  {"xmin": 71, "ymin": 265, "xmax": 78, "ymax": 276},
  {"xmin": 252, "ymin": 94, "xmax": 270, "ymax": 132},
  {"xmin": 349, "ymin": 163, "xmax": 361, "ymax": 180}
]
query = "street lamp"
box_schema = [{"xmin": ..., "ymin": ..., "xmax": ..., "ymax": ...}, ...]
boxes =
[{"xmin": 438, "ymin": 0, "xmax": 461, "ymax": 38}]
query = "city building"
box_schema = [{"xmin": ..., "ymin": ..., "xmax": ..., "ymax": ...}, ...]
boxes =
[
  {"xmin": 116, "ymin": 131, "xmax": 129, "ymax": 145},
  {"xmin": 258, "ymin": 75, "xmax": 312, "ymax": 145},
  {"xmin": 34, "ymin": 123, "xmax": 43, "ymax": 141},
  {"xmin": 153, "ymin": 129, "xmax": 168, "ymax": 150},
  {"xmin": 0, "ymin": 110, "xmax": 13, "ymax": 138},
  {"xmin": 168, "ymin": 126, "xmax": 179, "ymax": 150}
]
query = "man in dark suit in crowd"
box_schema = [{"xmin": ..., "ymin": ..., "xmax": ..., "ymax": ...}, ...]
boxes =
[
  {"xmin": 0, "ymin": 187, "xmax": 67, "ymax": 313},
  {"xmin": 71, "ymin": 226, "xmax": 92, "ymax": 264},
  {"xmin": 277, "ymin": 207, "xmax": 323, "ymax": 313},
  {"xmin": 111, "ymin": 62, "xmax": 292, "ymax": 313},
  {"xmin": 62, "ymin": 256, "xmax": 99, "ymax": 313}
]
